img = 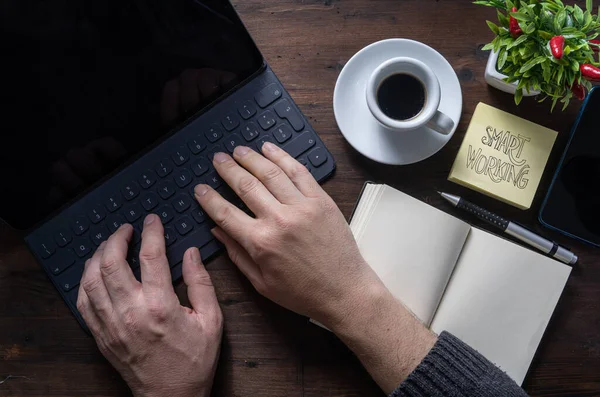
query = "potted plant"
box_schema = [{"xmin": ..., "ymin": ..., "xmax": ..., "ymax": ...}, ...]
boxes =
[{"xmin": 475, "ymin": 0, "xmax": 600, "ymax": 110}]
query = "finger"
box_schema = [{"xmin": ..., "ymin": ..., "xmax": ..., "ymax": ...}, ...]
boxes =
[
  {"xmin": 182, "ymin": 247, "xmax": 219, "ymax": 313},
  {"xmin": 232, "ymin": 146, "xmax": 303, "ymax": 204},
  {"xmin": 261, "ymin": 142, "xmax": 324, "ymax": 198},
  {"xmin": 212, "ymin": 227, "xmax": 264, "ymax": 290},
  {"xmin": 100, "ymin": 224, "xmax": 138, "ymax": 302},
  {"xmin": 139, "ymin": 214, "xmax": 173, "ymax": 292},
  {"xmin": 179, "ymin": 69, "xmax": 201, "ymax": 113},
  {"xmin": 76, "ymin": 287, "xmax": 103, "ymax": 333},
  {"xmin": 194, "ymin": 184, "xmax": 256, "ymax": 247},
  {"xmin": 80, "ymin": 245, "xmax": 113, "ymax": 314},
  {"xmin": 212, "ymin": 152, "xmax": 281, "ymax": 215}
]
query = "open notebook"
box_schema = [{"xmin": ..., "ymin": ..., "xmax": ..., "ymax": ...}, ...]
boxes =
[{"xmin": 350, "ymin": 183, "xmax": 571, "ymax": 385}]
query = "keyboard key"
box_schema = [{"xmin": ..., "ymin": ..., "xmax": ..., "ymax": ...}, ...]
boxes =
[
  {"xmin": 156, "ymin": 205, "xmax": 175, "ymax": 224},
  {"xmin": 205, "ymin": 172, "xmax": 222, "ymax": 189},
  {"xmin": 72, "ymin": 237, "xmax": 92, "ymax": 258},
  {"xmin": 155, "ymin": 158, "xmax": 174, "ymax": 177},
  {"xmin": 221, "ymin": 113, "xmax": 240, "ymax": 131},
  {"xmin": 172, "ymin": 194, "xmax": 192, "ymax": 213},
  {"xmin": 191, "ymin": 158, "xmax": 211, "ymax": 177},
  {"xmin": 107, "ymin": 214, "xmax": 126, "ymax": 233},
  {"xmin": 54, "ymin": 229, "xmax": 72, "ymax": 247},
  {"xmin": 224, "ymin": 134, "xmax": 243, "ymax": 153},
  {"xmin": 205, "ymin": 124, "xmax": 223, "ymax": 143},
  {"xmin": 36, "ymin": 240, "xmax": 56, "ymax": 259},
  {"xmin": 207, "ymin": 145, "xmax": 224, "ymax": 160},
  {"xmin": 127, "ymin": 246, "xmax": 141, "ymax": 270},
  {"xmin": 171, "ymin": 147, "xmax": 189, "ymax": 166},
  {"xmin": 174, "ymin": 169, "xmax": 193, "ymax": 188},
  {"xmin": 257, "ymin": 135, "xmax": 276, "ymax": 153},
  {"xmin": 132, "ymin": 223, "xmax": 142, "ymax": 244},
  {"xmin": 255, "ymin": 83, "xmax": 282, "ymax": 108},
  {"xmin": 166, "ymin": 226, "xmax": 213, "ymax": 266},
  {"xmin": 121, "ymin": 182, "xmax": 140, "ymax": 201},
  {"xmin": 238, "ymin": 100, "xmax": 257, "ymax": 120},
  {"xmin": 241, "ymin": 122, "xmax": 260, "ymax": 142},
  {"xmin": 104, "ymin": 195, "xmax": 122, "ymax": 213},
  {"xmin": 191, "ymin": 207, "xmax": 206, "ymax": 224},
  {"xmin": 141, "ymin": 191, "xmax": 160, "ymax": 211},
  {"xmin": 284, "ymin": 131, "xmax": 316, "ymax": 158},
  {"xmin": 308, "ymin": 147, "xmax": 328, "ymax": 167},
  {"xmin": 164, "ymin": 227, "xmax": 177, "ymax": 246},
  {"xmin": 258, "ymin": 110, "xmax": 277, "ymax": 130},
  {"xmin": 56, "ymin": 262, "xmax": 84, "ymax": 292},
  {"xmin": 139, "ymin": 170, "xmax": 157, "ymax": 189},
  {"xmin": 273, "ymin": 124, "xmax": 293, "ymax": 144},
  {"xmin": 174, "ymin": 216, "xmax": 194, "ymax": 236},
  {"xmin": 87, "ymin": 205, "xmax": 106, "ymax": 224},
  {"xmin": 157, "ymin": 180, "xmax": 176, "ymax": 199},
  {"xmin": 124, "ymin": 203, "xmax": 143, "ymax": 222},
  {"xmin": 188, "ymin": 136, "xmax": 206, "ymax": 155},
  {"xmin": 274, "ymin": 99, "xmax": 305, "ymax": 131},
  {"xmin": 48, "ymin": 249, "xmax": 76, "ymax": 275},
  {"xmin": 71, "ymin": 216, "xmax": 89, "ymax": 236},
  {"xmin": 90, "ymin": 224, "xmax": 110, "ymax": 246}
]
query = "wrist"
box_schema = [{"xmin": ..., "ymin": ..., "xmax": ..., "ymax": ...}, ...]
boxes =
[{"xmin": 319, "ymin": 268, "xmax": 391, "ymax": 335}]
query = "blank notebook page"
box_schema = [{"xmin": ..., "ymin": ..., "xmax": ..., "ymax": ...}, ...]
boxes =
[
  {"xmin": 351, "ymin": 185, "xmax": 471, "ymax": 326},
  {"xmin": 430, "ymin": 228, "xmax": 571, "ymax": 385}
]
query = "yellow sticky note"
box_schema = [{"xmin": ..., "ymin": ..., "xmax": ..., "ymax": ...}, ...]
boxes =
[{"xmin": 449, "ymin": 103, "xmax": 557, "ymax": 210}]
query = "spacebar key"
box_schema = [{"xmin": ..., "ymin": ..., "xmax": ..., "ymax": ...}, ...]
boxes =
[
  {"xmin": 283, "ymin": 132, "xmax": 317, "ymax": 158},
  {"xmin": 166, "ymin": 227, "xmax": 214, "ymax": 267}
]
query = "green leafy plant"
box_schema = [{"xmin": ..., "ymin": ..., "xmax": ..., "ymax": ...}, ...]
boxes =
[{"xmin": 475, "ymin": 0, "xmax": 600, "ymax": 110}]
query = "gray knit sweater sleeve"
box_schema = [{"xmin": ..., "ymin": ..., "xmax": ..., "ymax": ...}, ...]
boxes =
[{"xmin": 390, "ymin": 332, "xmax": 529, "ymax": 397}]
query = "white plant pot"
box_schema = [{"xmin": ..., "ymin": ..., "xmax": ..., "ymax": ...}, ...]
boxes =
[{"xmin": 485, "ymin": 50, "xmax": 541, "ymax": 96}]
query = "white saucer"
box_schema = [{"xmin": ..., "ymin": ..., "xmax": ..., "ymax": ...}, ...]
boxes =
[{"xmin": 333, "ymin": 39, "xmax": 463, "ymax": 165}]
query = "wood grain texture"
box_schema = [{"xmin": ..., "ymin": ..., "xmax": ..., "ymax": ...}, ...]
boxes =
[{"xmin": 1, "ymin": 1, "xmax": 599, "ymax": 396}]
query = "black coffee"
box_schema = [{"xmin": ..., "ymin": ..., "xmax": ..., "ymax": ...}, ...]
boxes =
[{"xmin": 376, "ymin": 73, "xmax": 426, "ymax": 121}]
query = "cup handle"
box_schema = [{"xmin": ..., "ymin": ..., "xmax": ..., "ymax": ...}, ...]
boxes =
[{"xmin": 426, "ymin": 110, "xmax": 454, "ymax": 135}]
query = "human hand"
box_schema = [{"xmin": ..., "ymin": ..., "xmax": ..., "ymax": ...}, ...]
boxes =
[
  {"xmin": 77, "ymin": 215, "xmax": 223, "ymax": 397},
  {"xmin": 193, "ymin": 143, "xmax": 385, "ymax": 329}
]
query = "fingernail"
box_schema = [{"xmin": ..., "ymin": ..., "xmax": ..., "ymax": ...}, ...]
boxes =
[
  {"xmin": 84, "ymin": 259, "xmax": 91, "ymax": 268},
  {"xmin": 262, "ymin": 142, "xmax": 277, "ymax": 152},
  {"xmin": 98, "ymin": 241, "xmax": 107, "ymax": 250},
  {"xmin": 234, "ymin": 146, "xmax": 250, "ymax": 156},
  {"xmin": 213, "ymin": 152, "xmax": 229, "ymax": 163},
  {"xmin": 190, "ymin": 247, "xmax": 201, "ymax": 263},
  {"xmin": 195, "ymin": 184, "xmax": 209, "ymax": 196},
  {"xmin": 144, "ymin": 214, "xmax": 157, "ymax": 225}
]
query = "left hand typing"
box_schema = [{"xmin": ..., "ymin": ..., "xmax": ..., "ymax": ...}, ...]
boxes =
[{"xmin": 76, "ymin": 215, "xmax": 223, "ymax": 397}]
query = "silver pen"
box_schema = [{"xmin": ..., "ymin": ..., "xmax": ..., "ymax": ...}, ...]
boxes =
[{"xmin": 439, "ymin": 192, "xmax": 578, "ymax": 265}]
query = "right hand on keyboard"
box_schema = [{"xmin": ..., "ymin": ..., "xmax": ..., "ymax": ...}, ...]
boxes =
[{"xmin": 193, "ymin": 143, "xmax": 385, "ymax": 330}]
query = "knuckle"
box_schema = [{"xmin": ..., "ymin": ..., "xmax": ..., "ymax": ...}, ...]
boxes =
[
  {"xmin": 122, "ymin": 308, "xmax": 138, "ymax": 330},
  {"xmin": 237, "ymin": 176, "xmax": 259, "ymax": 198},
  {"xmin": 100, "ymin": 257, "xmax": 121, "ymax": 278},
  {"xmin": 214, "ymin": 204, "xmax": 234, "ymax": 226},
  {"xmin": 82, "ymin": 276, "xmax": 104, "ymax": 295},
  {"xmin": 147, "ymin": 303, "xmax": 169, "ymax": 324},
  {"xmin": 289, "ymin": 162, "xmax": 310, "ymax": 179},
  {"xmin": 139, "ymin": 245, "xmax": 164, "ymax": 263},
  {"xmin": 261, "ymin": 166, "xmax": 283, "ymax": 183}
]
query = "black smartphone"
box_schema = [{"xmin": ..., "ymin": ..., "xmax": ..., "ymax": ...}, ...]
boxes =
[{"xmin": 539, "ymin": 86, "xmax": 600, "ymax": 247}]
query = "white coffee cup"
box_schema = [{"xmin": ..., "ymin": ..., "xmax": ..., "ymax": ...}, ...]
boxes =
[{"xmin": 365, "ymin": 57, "xmax": 454, "ymax": 135}]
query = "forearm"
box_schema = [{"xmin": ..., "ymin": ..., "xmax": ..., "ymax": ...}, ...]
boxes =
[{"xmin": 325, "ymin": 280, "xmax": 437, "ymax": 394}]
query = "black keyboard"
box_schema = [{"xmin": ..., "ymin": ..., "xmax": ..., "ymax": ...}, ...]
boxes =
[{"xmin": 25, "ymin": 68, "xmax": 335, "ymax": 329}]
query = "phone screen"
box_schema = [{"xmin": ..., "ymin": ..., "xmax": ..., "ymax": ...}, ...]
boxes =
[{"xmin": 540, "ymin": 87, "xmax": 600, "ymax": 246}]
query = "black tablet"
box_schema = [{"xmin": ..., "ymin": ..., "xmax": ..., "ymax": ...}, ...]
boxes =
[{"xmin": 539, "ymin": 87, "xmax": 600, "ymax": 247}]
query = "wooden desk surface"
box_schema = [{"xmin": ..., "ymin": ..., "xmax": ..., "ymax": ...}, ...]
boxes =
[{"xmin": 1, "ymin": 1, "xmax": 599, "ymax": 396}]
